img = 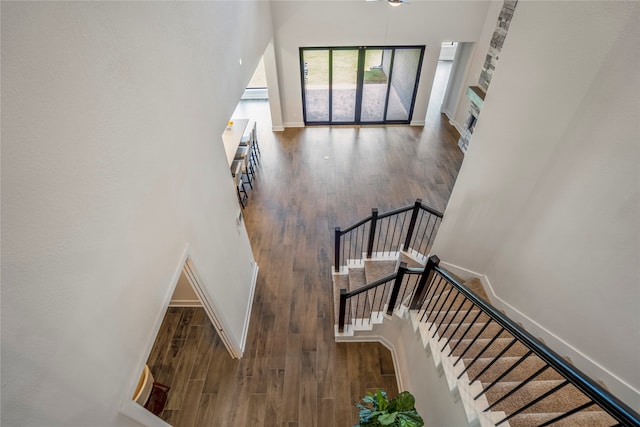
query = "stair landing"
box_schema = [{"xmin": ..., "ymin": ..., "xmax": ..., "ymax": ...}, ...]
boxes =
[{"xmin": 332, "ymin": 253, "xmax": 618, "ymax": 427}]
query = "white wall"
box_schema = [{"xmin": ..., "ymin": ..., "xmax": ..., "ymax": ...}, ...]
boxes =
[
  {"xmin": 170, "ymin": 270, "xmax": 200, "ymax": 306},
  {"xmin": 441, "ymin": 42, "xmax": 474, "ymax": 122},
  {"xmin": 1, "ymin": 2, "xmax": 272, "ymax": 425},
  {"xmin": 339, "ymin": 315, "xmax": 470, "ymax": 427},
  {"xmin": 450, "ymin": 0, "xmax": 503, "ymax": 132},
  {"xmin": 269, "ymin": 0, "xmax": 493, "ymax": 126},
  {"xmin": 433, "ymin": 1, "xmax": 640, "ymax": 408}
]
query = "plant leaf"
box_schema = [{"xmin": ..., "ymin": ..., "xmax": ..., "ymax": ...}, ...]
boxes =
[
  {"xmin": 398, "ymin": 411, "xmax": 424, "ymax": 427},
  {"xmin": 363, "ymin": 395, "xmax": 376, "ymax": 405},
  {"xmin": 377, "ymin": 412, "xmax": 397, "ymax": 425},
  {"xmin": 375, "ymin": 389, "xmax": 389, "ymax": 411},
  {"xmin": 390, "ymin": 391, "xmax": 416, "ymax": 412}
]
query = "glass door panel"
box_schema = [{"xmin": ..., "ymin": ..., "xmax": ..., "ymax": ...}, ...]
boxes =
[
  {"xmin": 302, "ymin": 49, "xmax": 329, "ymax": 122},
  {"xmin": 301, "ymin": 46, "xmax": 424, "ymax": 125},
  {"xmin": 331, "ymin": 49, "xmax": 359, "ymax": 122},
  {"xmin": 385, "ymin": 48, "xmax": 422, "ymax": 121},
  {"xmin": 360, "ymin": 49, "xmax": 392, "ymax": 123}
]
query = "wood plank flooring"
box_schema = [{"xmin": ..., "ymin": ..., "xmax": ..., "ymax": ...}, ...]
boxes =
[{"xmin": 146, "ymin": 76, "xmax": 464, "ymax": 426}]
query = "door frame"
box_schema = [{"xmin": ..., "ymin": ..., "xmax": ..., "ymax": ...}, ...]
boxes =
[
  {"xmin": 181, "ymin": 257, "xmax": 241, "ymax": 358},
  {"xmin": 121, "ymin": 246, "xmax": 241, "ymax": 427},
  {"xmin": 300, "ymin": 45, "xmax": 425, "ymax": 125}
]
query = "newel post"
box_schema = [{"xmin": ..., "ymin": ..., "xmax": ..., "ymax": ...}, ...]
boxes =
[
  {"xmin": 387, "ymin": 262, "xmax": 408, "ymax": 316},
  {"xmin": 403, "ymin": 198, "xmax": 422, "ymax": 252},
  {"xmin": 338, "ymin": 289, "xmax": 347, "ymax": 333},
  {"xmin": 366, "ymin": 208, "xmax": 379, "ymax": 259},
  {"xmin": 334, "ymin": 227, "xmax": 341, "ymax": 273},
  {"xmin": 410, "ymin": 255, "xmax": 440, "ymax": 310}
]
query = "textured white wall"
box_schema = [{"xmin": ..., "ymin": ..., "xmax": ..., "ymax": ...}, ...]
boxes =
[
  {"xmin": 433, "ymin": 1, "xmax": 640, "ymax": 408},
  {"xmin": 270, "ymin": 0, "xmax": 493, "ymax": 126},
  {"xmin": 1, "ymin": 2, "xmax": 272, "ymax": 425}
]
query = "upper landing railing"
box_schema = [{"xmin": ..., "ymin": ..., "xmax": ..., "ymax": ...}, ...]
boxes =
[{"xmin": 333, "ymin": 199, "xmax": 443, "ymax": 272}]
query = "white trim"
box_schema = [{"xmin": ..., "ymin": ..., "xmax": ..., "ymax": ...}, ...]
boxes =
[
  {"xmin": 438, "ymin": 260, "xmax": 485, "ymax": 283},
  {"xmin": 168, "ymin": 299, "xmax": 202, "ymax": 307},
  {"xmin": 438, "ymin": 260, "xmax": 640, "ymax": 405},
  {"xmin": 410, "ymin": 120, "xmax": 425, "ymax": 126},
  {"xmin": 444, "ymin": 112, "xmax": 465, "ymax": 137},
  {"xmin": 239, "ymin": 263, "xmax": 260, "ymax": 354},
  {"xmin": 120, "ymin": 399, "xmax": 172, "ymax": 427},
  {"xmin": 241, "ymin": 87, "xmax": 268, "ymax": 100},
  {"xmin": 271, "ymin": 126, "xmax": 285, "ymax": 132},
  {"xmin": 283, "ymin": 121, "xmax": 305, "ymax": 128},
  {"xmin": 183, "ymin": 256, "xmax": 243, "ymax": 359}
]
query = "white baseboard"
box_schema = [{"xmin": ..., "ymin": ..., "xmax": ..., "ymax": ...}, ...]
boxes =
[
  {"xmin": 168, "ymin": 299, "xmax": 202, "ymax": 307},
  {"xmin": 239, "ymin": 262, "xmax": 260, "ymax": 354},
  {"xmin": 438, "ymin": 261, "xmax": 482, "ymax": 282},
  {"xmin": 443, "ymin": 112, "xmax": 465, "ymax": 136},
  {"xmin": 410, "ymin": 120, "xmax": 425, "ymax": 126},
  {"xmin": 271, "ymin": 126, "xmax": 285, "ymax": 132},
  {"xmin": 438, "ymin": 260, "xmax": 640, "ymax": 408},
  {"xmin": 283, "ymin": 121, "xmax": 305, "ymax": 128},
  {"xmin": 241, "ymin": 88, "xmax": 268, "ymax": 100},
  {"xmin": 121, "ymin": 399, "xmax": 172, "ymax": 427}
]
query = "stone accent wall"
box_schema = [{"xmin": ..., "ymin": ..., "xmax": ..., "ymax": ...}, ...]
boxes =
[
  {"xmin": 479, "ymin": 0, "xmax": 518, "ymax": 91},
  {"xmin": 459, "ymin": 0, "xmax": 518, "ymax": 153}
]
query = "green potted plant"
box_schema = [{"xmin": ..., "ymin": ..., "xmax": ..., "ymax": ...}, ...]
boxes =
[{"xmin": 354, "ymin": 389, "xmax": 424, "ymax": 427}]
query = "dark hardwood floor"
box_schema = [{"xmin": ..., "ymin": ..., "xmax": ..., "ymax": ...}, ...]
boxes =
[{"xmin": 146, "ymin": 69, "xmax": 464, "ymax": 426}]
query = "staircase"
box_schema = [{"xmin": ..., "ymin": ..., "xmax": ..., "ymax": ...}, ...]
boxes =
[{"xmin": 331, "ymin": 201, "xmax": 640, "ymax": 427}]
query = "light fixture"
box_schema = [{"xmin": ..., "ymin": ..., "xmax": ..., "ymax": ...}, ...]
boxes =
[{"xmin": 366, "ymin": 0, "xmax": 408, "ymax": 6}]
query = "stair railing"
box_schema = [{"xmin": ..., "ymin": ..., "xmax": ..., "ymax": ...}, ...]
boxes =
[
  {"xmin": 338, "ymin": 262, "xmax": 426, "ymax": 333},
  {"xmin": 334, "ymin": 199, "xmax": 443, "ymax": 272},
  {"xmin": 334, "ymin": 202, "xmax": 639, "ymax": 425},
  {"xmin": 411, "ymin": 255, "xmax": 640, "ymax": 427}
]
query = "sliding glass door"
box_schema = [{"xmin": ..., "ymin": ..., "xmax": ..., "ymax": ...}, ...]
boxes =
[
  {"xmin": 302, "ymin": 49, "xmax": 330, "ymax": 122},
  {"xmin": 301, "ymin": 46, "xmax": 425, "ymax": 125}
]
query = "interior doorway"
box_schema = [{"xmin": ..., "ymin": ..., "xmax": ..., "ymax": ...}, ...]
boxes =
[
  {"xmin": 131, "ymin": 258, "xmax": 238, "ymax": 424},
  {"xmin": 425, "ymin": 42, "xmax": 459, "ymax": 127},
  {"xmin": 242, "ymin": 56, "xmax": 268, "ymax": 101},
  {"xmin": 300, "ymin": 45, "xmax": 425, "ymax": 125}
]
